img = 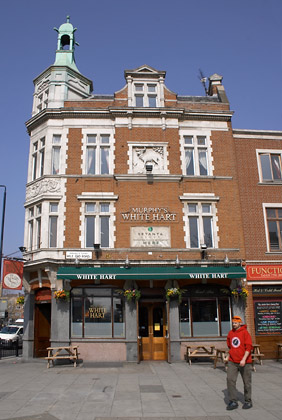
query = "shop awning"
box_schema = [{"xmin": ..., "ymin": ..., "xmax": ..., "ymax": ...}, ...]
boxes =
[{"xmin": 57, "ymin": 265, "xmax": 246, "ymax": 281}]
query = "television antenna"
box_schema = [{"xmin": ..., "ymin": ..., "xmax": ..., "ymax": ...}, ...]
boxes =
[{"xmin": 198, "ymin": 69, "xmax": 208, "ymax": 96}]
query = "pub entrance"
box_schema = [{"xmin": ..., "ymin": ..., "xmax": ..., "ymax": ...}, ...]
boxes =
[
  {"xmin": 138, "ymin": 302, "xmax": 167, "ymax": 361},
  {"xmin": 34, "ymin": 288, "xmax": 51, "ymax": 357}
]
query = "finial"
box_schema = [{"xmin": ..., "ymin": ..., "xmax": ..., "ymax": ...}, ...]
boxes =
[{"xmin": 67, "ymin": 15, "xmax": 70, "ymax": 23}]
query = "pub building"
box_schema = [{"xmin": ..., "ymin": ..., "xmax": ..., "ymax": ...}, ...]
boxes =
[{"xmin": 22, "ymin": 17, "xmax": 249, "ymax": 362}]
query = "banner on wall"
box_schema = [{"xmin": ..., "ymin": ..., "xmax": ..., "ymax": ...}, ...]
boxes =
[{"xmin": 2, "ymin": 259, "xmax": 23, "ymax": 290}]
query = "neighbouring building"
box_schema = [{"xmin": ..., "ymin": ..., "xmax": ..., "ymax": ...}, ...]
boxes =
[
  {"xmin": 234, "ymin": 130, "xmax": 282, "ymax": 359},
  {"xmin": 23, "ymin": 17, "xmax": 273, "ymax": 362}
]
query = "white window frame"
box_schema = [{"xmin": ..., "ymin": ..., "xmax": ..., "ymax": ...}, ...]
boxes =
[
  {"xmin": 36, "ymin": 89, "xmax": 49, "ymax": 113},
  {"xmin": 82, "ymin": 201, "xmax": 115, "ymax": 248},
  {"xmin": 49, "ymin": 202, "xmax": 59, "ymax": 248},
  {"xmin": 180, "ymin": 131, "xmax": 213, "ymax": 177},
  {"xmin": 51, "ymin": 135, "xmax": 61, "ymax": 175},
  {"xmin": 263, "ymin": 203, "xmax": 282, "ymax": 252},
  {"xmin": 83, "ymin": 131, "xmax": 114, "ymax": 175},
  {"xmin": 180, "ymin": 194, "xmax": 219, "ymax": 249},
  {"xmin": 30, "ymin": 137, "xmax": 45, "ymax": 181},
  {"xmin": 27, "ymin": 204, "xmax": 42, "ymax": 251},
  {"xmin": 257, "ymin": 149, "xmax": 282, "ymax": 183},
  {"xmin": 133, "ymin": 82, "xmax": 158, "ymax": 107},
  {"xmin": 78, "ymin": 192, "xmax": 118, "ymax": 249}
]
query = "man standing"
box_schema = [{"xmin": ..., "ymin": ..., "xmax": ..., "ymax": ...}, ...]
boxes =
[{"xmin": 226, "ymin": 315, "xmax": 253, "ymax": 410}]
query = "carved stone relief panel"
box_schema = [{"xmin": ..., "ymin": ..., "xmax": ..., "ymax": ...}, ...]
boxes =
[
  {"xmin": 26, "ymin": 178, "xmax": 61, "ymax": 201},
  {"xmin": 132, "ymin": 145, "xmax": 166, "ymax": 174}
]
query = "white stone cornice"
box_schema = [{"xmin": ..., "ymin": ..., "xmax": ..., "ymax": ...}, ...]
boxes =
[
  {"xmin": 114, "ymin": 174, "xmax": 182, "ymax": 182},
  {"xmin": 77, "ymin": 192, "xmax": 118, "ymax": 200}
]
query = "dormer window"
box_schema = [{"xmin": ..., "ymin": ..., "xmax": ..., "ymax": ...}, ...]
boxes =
[{"xmin": 134, "ymin": 83, "xmax": 158, "ymax": 107}]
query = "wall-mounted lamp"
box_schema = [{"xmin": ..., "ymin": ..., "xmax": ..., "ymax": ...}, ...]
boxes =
[
  {"xmin": 75, "ymin": 257, "xmax": 80, "ymax": 267},
  {"xmin": 175, "ymin": 255, "xmax": 180, "ymax": 268},
  {"xmin": 124, "ymin": 255, "xmax": 130, "ymax": 269},
  {"xmin": 224, "ymin": 254, "xmax": 229, "ymax": 265},
  {"xmin": 93, "ymin": 243, "xmax": 101, "ymax": 259},
  {"xmin": 19, "ymin": 246, "xmax": 27, "ymax": 253},
  {"xmin": 201, "ymin": 243, "xmax": 207, "ymax": 260},
  {"xmin": 145, "ymin": 163, "xmax": 153, "ymax": 172}
]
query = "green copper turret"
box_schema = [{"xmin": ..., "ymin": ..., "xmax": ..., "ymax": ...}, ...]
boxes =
[{"xmin": 53, "ymin": 16, "xmax": 80, "ymax": 72}]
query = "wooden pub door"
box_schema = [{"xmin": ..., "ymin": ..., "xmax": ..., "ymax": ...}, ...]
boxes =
[
  {"xmin": 34, "ymin": 289, "xmax": 51, "ymax": 357},
  {"xmin": 138, "ymin": 302, "xmax": 167, "ymax": 361}
]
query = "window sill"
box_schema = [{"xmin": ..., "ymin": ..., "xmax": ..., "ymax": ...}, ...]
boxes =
[{"xmin": 259, "ymin": 181, "xmax": 282, "ymax": 185}]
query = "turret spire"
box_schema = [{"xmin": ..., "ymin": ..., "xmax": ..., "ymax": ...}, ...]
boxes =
[{"xmin": 53, "ymin": 16, "xmax": 79, "ymax": 72}]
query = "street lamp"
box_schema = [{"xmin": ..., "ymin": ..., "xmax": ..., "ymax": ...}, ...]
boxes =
[{"xmin": 0, "ymin": 185, "xmax": 7, "ymax": 291}]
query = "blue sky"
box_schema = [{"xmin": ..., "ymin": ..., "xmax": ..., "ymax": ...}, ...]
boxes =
[{"xmin": 0, "ymin": 0, "xmax": 282, "ymax": 260}]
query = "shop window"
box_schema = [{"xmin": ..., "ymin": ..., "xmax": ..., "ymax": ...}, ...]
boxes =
[
  {"xmin": 179, "ymin": 286, "xmax": 231, "ymax": 337},
  {"xmin": 71, "ymin": 288, "xmax": 125, "ymax": 338},
  {"xmin": 258, "ymin": 151, "xmax": 282, "ymax": 182}
]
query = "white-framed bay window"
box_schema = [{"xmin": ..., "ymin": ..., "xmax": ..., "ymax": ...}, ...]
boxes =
[
  {"xmin": 78, "ymin": 193, "xmax": 117, "ymax": 249},
  {"xmin": 180, "ymin": 132, "xmax": 212, "ymax": 176},
  {"xmin": 26, "ymin": 204, "xmax": 42, "ymax": 251},
  {"xmin": 51, "ymin": 134, "xmax": 61, "ymax": 175},
  {"xmin": 84, "ymin": 132, "xmax": 114, "ymax": 175},
  {"xmin": 49, "ymin": 202, "xmax": 59, "ymax": 248},
  {"xmin": 31, "ymin": 137, "xmax": 45, "ymax": 181},
  {"xmin": 180, "ymin": 194, "xmax": 219, "ymax": 249}
]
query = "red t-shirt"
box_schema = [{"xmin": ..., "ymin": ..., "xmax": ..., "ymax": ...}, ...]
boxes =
[{"xmin": 227, "ymin": 325, "xmax": 253, "ymax": 364}]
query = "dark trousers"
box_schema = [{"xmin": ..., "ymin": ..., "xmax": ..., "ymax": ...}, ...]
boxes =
[{"xmin": 227, "ymin": 361, "xmax": 252, "ymax": 403}]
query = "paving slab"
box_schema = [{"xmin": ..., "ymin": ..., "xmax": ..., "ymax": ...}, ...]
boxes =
[{"xmin": 0, "ymin": 359, "xmax": 281, "ymax": 419}]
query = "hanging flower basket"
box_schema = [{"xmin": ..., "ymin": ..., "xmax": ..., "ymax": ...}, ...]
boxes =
[
  {"xmin": 117, "ymin": 289, "xmax": 141, "ymax": 302},
  {"xmin": 166, "ymin": 288, "xmax": 185, "ymax": 302},
  {"xmin": 16, "ymin": 296, "xmax": 24, "ymax": 305},
  {"xmin": 54, "ymin": 289, "xmax": 70, "ymax": 302},
  {"xmin": 231, "ymin": 286, "xmax": 248, "ymax": 301}
]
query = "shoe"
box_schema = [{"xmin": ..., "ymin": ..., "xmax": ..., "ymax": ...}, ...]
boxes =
[
  {"xmin": 226, "ymin": 401, "xmax": 238, "ymax": 410},
  {"xmin": 242, "ymin": 401, "xmax": 253, "ymax": 409}
]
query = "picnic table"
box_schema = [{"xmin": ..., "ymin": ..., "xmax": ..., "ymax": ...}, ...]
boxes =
[
  {"xmin": 45, "ymin": 345, "xmax": 79, "ymax": 368},
  {"xmin": 186, "ymin": 345, "xmax": 216, "ymax": 366},
  {"xmin": 213, "ymin": 344, "xmax": 264, "ymax": 372},
  {"xmin": 251, "ymin": 344, "xmax": 264, "ymax": 371},
  {"xmin": 214, "ymin": 347, "xmax": 229, "ymax": 370}
]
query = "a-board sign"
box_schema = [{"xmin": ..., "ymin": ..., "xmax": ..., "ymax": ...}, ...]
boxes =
[{"xmin": 255, "ymin": 301, "xmax": 282, "ymax": 335}]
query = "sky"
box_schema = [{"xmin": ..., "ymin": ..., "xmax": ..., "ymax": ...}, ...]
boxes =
[{"xmin": 0, "ymin": 0, "xmax": 282, "ymax": 262}]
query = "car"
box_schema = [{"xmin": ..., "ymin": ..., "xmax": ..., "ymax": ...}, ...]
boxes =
[{"xmin": 0, "ymin": 325, "xmax": 23, "ymax": 348}]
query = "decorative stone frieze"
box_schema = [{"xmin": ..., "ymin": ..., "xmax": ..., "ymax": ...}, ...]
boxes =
[{"xmin": 26, "ymin": 178, "xmax": 61, "ymax": 201}]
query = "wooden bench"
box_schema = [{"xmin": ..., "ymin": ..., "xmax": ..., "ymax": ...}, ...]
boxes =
[
  {"xmin": 45, "ymin": 346, "xmax": 79, "ymax": 368},
  {"xmin": 186, "ymin": 346, "xmax": 216, "ymax": 366},
  {"xmin": 251, "ymin": 344, "xmax": 264, "ymax": 372}
]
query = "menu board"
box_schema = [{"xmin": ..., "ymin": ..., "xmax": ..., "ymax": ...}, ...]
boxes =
[{"xmin": 255, "ymin": 301, "xmax": 282, "ymax": 335}]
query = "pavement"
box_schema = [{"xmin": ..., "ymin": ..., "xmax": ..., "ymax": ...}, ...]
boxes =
[{"xmin": 0, "ymin": 358, "xmax": 281, "ymax": 420}]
